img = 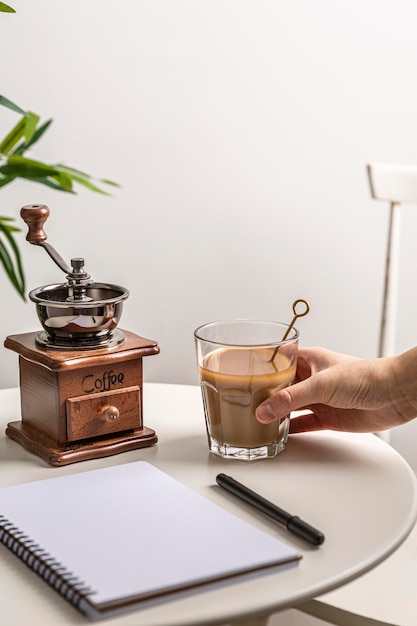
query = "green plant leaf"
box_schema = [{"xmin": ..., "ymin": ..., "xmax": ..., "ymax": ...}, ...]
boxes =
[
  {"xmin": 0, "ymin": 242, "xmax": 25, "ymax": 298},
  {"xmin": 0, "ymin": 155, "xmax": 77, "ymax": 192},
  {"xmin": 0, "ymin": 155, "xmax": 116, "ymax": 194},
  {"xmin": 0, "ymin": 217, "xmax": 25, "ymax": 299},
  {"xmin": 0, "ymin": 111, "xmax": 40, "ymax": 154},
  {"xmin": 0, "ymin": 3, "xmax": 16, "ymax": 14},
  {"xmin": 0, "ymin": 154, "xmax": 64, "ymax": 178},
  {"xmin": 56, "ymin": 164, "xmax": 120, "ymax": 191},
  {"xmin": 55, "ymin": 169, "xmax": 109, "ymax": 195},
  {"xmin": 0, "ymin": 116, "xmax": 26, "ymax": 154},
  {"xmin": 0, "ymin": 215, "xmax": 20, "ymax": 229},
  {"xmin": 50, "ymin": 170, "xmax": 73, "ymax": 191},
  {"xmin": 0, "ymin": 95, "xmax": 24, "ymax": 114},
  {"xmin": 17, "ymin": 176, "xmax": 76, "ymax": 192},
  {"xmin": 99, "ymin": 178, "xmax": 120, "ymax": 188},
  {"xmin": 13, "ymin": 118, "xmax": 53, "ymax": 154},
  {"xmin": 24, "ymin": 110, "xmax": 40, "ymax": 144}
]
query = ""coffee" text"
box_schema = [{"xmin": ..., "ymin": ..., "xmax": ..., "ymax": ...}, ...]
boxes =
[{"xmin": 82, "ymin": 370, "xmax": 124, "ymax": 394}]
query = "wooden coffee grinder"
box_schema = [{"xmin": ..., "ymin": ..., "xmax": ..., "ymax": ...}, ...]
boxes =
[{"xmin": 5, "ymin": 204, "xmax": 159, "ymax": 466}]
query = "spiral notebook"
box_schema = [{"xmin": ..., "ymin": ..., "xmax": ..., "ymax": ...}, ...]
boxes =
[{"xmin": 0, "ymin": 461, "xmax": 300, "ymax": 621}]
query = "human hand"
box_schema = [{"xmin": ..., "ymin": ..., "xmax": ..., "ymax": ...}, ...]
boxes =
[{"xmin": 256, "ymin": 346, "xmax": 417, "ymax": 433}]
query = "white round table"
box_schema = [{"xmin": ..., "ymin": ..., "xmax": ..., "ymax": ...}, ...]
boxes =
[{"xmin": 0, "ymin": 383, "xmax": 416, "ymax": 626}]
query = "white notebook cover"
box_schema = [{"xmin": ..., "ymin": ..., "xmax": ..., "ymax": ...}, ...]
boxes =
[{"xmin": 0, "ymin": 461, "xmax": 300, "ymax": 620}]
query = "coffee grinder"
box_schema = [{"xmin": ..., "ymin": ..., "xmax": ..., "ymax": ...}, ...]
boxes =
[{"xmin": 5, "ymin": 204, "xmax": 159, "ymax": 466}]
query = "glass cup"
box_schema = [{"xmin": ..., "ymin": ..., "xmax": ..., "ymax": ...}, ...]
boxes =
[{"xmin": 194, "ymin": 320, "xmax": 299, "ymax": 461}]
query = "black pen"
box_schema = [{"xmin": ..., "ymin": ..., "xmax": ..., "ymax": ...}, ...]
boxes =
[{"xmin": 216, "ymin": 473, "xmax": 325, "ymax": 546}]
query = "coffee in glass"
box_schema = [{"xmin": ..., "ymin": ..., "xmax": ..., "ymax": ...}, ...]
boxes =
[{"xmin": 194, "ymin": 320, "xmax": 299, "ymax": 460}]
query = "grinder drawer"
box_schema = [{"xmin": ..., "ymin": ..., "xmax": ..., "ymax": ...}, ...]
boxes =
[{"xmin": 66, "ymin": 385, "xmax": 141, "ymax": 441}]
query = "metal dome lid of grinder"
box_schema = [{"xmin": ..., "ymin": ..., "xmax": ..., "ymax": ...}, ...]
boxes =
[{"xmin": 21, "ymin": 204, "xmax": 129, "ymax": 350}]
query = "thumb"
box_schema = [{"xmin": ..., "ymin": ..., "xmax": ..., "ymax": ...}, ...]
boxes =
[{"xmin": 256, "ymin": 378, "xmax": 321, "ymax": 423}]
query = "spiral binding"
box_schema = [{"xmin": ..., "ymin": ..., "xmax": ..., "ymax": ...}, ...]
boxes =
[{"xmin": 0, "ymin": 514, "xmax": 95, "ymax": 613}]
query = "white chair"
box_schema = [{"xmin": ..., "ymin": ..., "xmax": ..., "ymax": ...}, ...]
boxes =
[
  {"xmin": 368, "ymin": 162, "xmax": 417, "ymax": 443},
  {"xmin": 367, "ymin": 162, "xmax": 417, "ymax": 359}
]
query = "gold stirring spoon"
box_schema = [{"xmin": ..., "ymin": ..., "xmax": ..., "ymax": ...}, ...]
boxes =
[{"xmin": 270, "ymin": 298, "xmax": 310, "ymax": 362}]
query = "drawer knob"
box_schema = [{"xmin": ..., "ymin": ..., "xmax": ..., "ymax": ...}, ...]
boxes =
[{"xmin": 102, "ymin": 406, "xmax": 120, "ymax": 422}]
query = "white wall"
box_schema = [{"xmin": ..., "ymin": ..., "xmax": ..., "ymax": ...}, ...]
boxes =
[{"xmin": 1, "ymin": 1, "xmax": 417, "ymax": 465}]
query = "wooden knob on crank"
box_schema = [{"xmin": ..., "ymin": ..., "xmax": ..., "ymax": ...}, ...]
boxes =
[{"xmin": 20, "ymin": 204, "xmax": 50, "ymax": 243}]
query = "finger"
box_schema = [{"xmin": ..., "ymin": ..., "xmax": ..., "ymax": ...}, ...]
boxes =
[{"xmin": 256, "ymin": 377, "xmax": 324, "ymax": 423}]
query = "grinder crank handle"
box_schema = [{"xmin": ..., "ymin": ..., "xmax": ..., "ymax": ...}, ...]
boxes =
[{"xmin": 20, "ymin": 204, "xmax": 72, "ymax": 275}]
